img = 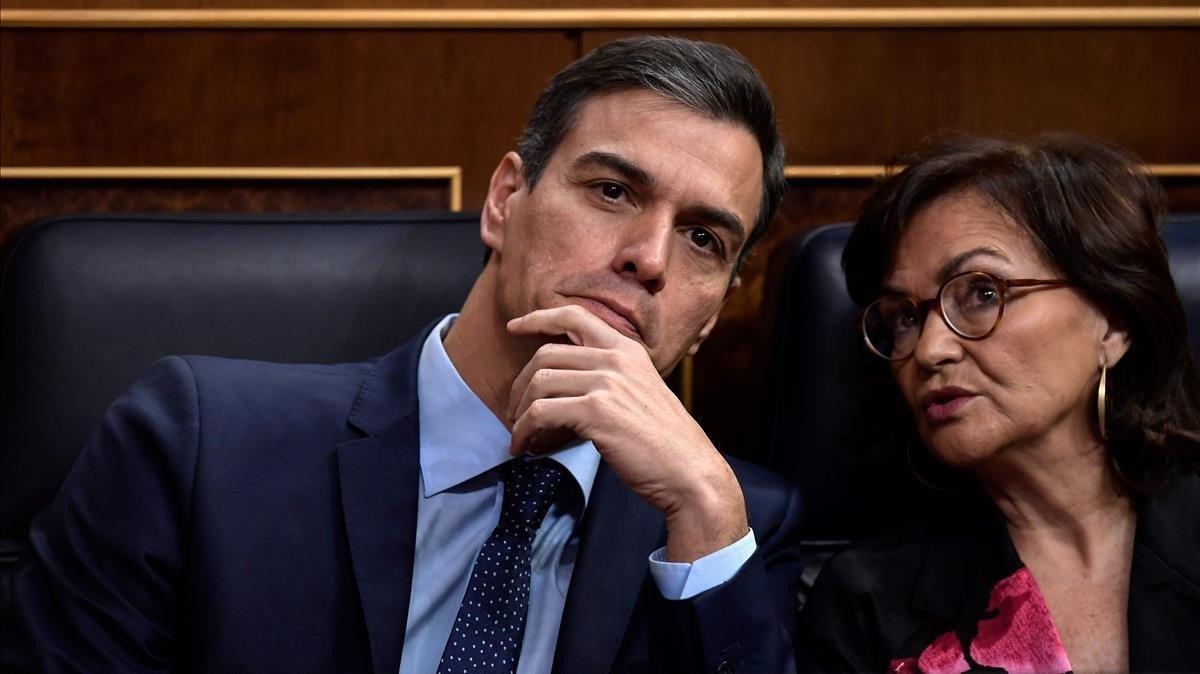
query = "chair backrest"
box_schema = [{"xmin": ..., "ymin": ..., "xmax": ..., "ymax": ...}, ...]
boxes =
[
  {"xmin": 0, "ymin": 212, "xmax": 484, "ymax": 547},
  {"xmin": 764, "ymin": 214, "xmax": 1200, "ymax": 547}
]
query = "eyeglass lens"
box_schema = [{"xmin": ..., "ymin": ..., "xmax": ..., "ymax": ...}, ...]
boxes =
[{"xmin": 863, "ymin": 272, "xmax": 1003, "ymax": 360}]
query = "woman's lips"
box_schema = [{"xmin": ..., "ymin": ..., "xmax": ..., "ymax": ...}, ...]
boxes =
[{"xmin": 923, "ymin": 394, "xmax": 977, "ymax": 424}]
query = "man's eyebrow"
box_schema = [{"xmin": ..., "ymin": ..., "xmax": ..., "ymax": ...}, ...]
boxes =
[
  {"xmin": 573, "ymin": 150, "xmax": 746, "ymax": 248},
  {"xmin": 572, "ymin": 151, "xmax": 656, "ymax": 190}
]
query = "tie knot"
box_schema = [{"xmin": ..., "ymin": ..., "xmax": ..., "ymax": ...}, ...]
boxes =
[{"xmin": 499, "ymin": 458, "xmax": 569, "ymax": 531}]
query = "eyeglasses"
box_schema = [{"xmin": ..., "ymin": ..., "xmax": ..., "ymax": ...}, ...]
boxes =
[{"xmin": 861, "ymin": 270, "xmax": 1071, "ymax": 362}]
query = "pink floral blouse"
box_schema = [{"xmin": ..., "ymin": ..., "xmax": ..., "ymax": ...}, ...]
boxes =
[{"xmin": 887, "ymin": 567, "xmax": 1072, "ymax": 674}]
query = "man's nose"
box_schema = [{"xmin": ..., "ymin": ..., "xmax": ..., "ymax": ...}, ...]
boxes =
[{"xmin": 612, "ymin": 212, "xmax": 672, "ymax": 294}]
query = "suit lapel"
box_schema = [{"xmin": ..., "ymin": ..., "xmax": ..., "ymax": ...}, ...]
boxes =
[
  {"xmin": 1128, "ymin": 474, "xmax": 1200, "ymax": 668},
  {"xmin": 338, "ymin": 420, "xmax": 421, "ymax": 674},
  {"xmin": 337, "ymin": 328, "xmax": 431, "ymax": 674},
  {"xmin": 553, "ymin": 462, "xmax": 664, "ymax": 674}
]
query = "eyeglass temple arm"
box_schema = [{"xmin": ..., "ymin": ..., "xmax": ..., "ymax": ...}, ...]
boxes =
[{"xmin": 1003, "ymin": 278, "xmax": 1072, "ymax": 289}]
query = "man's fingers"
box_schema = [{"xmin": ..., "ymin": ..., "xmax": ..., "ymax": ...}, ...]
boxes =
[
  {"xmin": 511, "ymin": 368, "xmax": 608, "ymax": 424},
  {"xmin": 509, "ymin": 397, "xmax": 588, "ymax": 456},
  {"xmin": 507, "ymin": 305, "xmax": 625, "ymax": 349},
  {"xmin": 506, "ymin": 344, "xmax": 616, "ymax": 421}
]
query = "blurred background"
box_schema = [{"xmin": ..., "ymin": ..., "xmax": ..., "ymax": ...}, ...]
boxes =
[{"xmin": 2, "ymin": 0, "xmax": 1197, "ymax": 457}]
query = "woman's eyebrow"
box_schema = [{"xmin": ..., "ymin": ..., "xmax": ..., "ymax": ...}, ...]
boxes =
[
  {"xmin": 935, "ymin": 246, "xmax": 1011, "ymax": 283},
  {"xmin": 881, "ymin": 246, "xmax": 1012, "ymax": 296}
]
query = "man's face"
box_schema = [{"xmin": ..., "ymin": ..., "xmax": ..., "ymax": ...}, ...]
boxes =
[{"xmin": 482, "ymin": 89, "xmax": 764, "ymax": 373}]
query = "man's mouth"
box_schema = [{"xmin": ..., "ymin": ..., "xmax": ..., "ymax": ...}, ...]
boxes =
[{"xmin": 567, "ymin": 296, "xmax": 642, "ymax": 339}]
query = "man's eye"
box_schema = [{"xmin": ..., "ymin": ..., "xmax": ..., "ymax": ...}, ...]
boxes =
[
  {"xmin": 688, "ymin": 228, "xmax": 715, "ymax": 250},
  {"xmin": 596, "ymin": 182, "xmax": 627, "ymax": 202}
]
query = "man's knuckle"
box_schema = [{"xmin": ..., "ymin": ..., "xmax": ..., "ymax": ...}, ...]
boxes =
[
  {"xmin": 585, "ymin": 390, "xmax": 609, "ymax": 412},
  {"xmin": 600, "ymin": 349, "xmax": 622, "ymax": 368},
  {"xmin": 528, "ymin": 398, "xmax": 549, "ymax": 419}
]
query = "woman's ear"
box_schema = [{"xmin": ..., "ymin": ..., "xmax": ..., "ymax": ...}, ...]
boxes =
[
  {"xmin": 1099, "ymin": 311, "xmax": 1132, "ymax": 369},
  {"xmin": 480, "ymin": 152, "xmax": 525, "ymax": 254}
]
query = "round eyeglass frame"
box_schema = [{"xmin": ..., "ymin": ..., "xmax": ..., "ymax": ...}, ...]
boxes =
[{"xmin": 860, "ymin": 270, "xmax": 1072, "ymax": 362}]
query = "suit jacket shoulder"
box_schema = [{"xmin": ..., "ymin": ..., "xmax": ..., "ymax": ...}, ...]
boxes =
[{"xmin": 4, "ymin": 329, "xmax": 431, "ymax": 674}]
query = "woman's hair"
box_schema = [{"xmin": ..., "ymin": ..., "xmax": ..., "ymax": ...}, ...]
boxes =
[{"xmin": 842, "ymin": 133, "xmax": 1200, "ymax": 492}]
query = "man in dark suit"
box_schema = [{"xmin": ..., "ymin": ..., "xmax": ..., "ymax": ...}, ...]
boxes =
[{"xmin": 5, "ymin": 36, "xmax": 802, "ymax": 673}]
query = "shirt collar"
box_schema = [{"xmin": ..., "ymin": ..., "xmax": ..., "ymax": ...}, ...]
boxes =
[{"xmin": 417, "ymin": 314, "xmax": 601, "ymax": 505}]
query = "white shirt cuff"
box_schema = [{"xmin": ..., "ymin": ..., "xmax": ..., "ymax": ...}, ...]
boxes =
[{"xmin": 647, "ymin": 528, "xmax": 757, "ymax": 600}]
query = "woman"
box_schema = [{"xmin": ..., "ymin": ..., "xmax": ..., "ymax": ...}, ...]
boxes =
[{"xmin": 798, "ymin": 134, "xmax": 1200, "ymax": 673}]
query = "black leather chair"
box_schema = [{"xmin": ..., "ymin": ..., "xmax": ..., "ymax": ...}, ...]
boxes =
[
  {"xmin": 764, "ymin": 214, "xmax": 1200, "ymax": 583},
  {"xmin": 0, "ymin": 212, "xmax": 484, "ymax": 606}
]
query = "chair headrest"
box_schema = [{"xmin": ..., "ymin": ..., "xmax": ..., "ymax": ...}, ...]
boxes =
[{"xmin": 0, "ymin": 212, "xmax": 484, "ymax": 537}]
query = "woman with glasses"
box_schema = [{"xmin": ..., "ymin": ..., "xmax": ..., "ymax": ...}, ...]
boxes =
[{"xmin": 797, "ymin": 134, "xmax": 1200, "ymax": 673}]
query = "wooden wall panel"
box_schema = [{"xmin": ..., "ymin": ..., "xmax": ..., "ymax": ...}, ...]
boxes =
[
  {"xmin": 0, "ymin": 29, "xmax": 576, "ymax": 206},
  {"xmin": 0, "ymin": 178, "xmax": 452, "ymax": 246},
  {"xmin": 583, "ymin": 29, "xmax": 1200, "ymax": 164},
  {"xmin": 4, "ymin": 1, "xmax": 1196, "ymax": 8}
]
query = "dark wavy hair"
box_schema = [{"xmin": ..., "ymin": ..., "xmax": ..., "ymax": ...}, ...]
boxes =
[
  {"xmin": 515, "ymin": 35, "xmax": 786, "ymax": 270},
  {"xmin": 842, "ymin": 133, "xmax": 1200, "ymax": 493}
]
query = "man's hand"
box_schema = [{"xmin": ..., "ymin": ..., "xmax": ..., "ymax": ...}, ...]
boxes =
[{"xmin": 506, "ymin": 305, "xmax": 748, "ymax": 563}]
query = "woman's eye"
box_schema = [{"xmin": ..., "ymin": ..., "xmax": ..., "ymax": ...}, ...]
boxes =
[
  {"xmin": 895, "ymin": 309, "xmax": 919, "ymax": 331},
  {"xmin": 968, "ymin": 281, "xmax": 999, "ymax": 306},
  {"xmin": 597, "ymin": 182, "xmax": 627, "ymax": 202}
]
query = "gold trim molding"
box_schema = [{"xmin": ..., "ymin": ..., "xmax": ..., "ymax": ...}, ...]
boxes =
[
  {"xmin": 785, "ymin": 164, "xmax": 1200, "ymax": 180},
  {"xmin": 2, "ymin": 7, "xmax": 1197, "ymax": 29},
  {"xmin": 0, "ymin": 166, "xmax": 464, "ymax": 211}
]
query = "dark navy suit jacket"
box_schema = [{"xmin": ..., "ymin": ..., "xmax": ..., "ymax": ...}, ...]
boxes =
[{"xmin": 6, "ymin": 325, "xmax": 804, "ymax": 673}]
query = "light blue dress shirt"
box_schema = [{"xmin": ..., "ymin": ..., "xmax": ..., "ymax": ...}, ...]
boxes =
[{"xmin": 398, "ymin": 315, "xmax": 757, "ymax": 674}]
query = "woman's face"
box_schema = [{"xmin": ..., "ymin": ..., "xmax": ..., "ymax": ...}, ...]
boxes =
[{"xmin": 885, "ymin": 190, "xmax": 1128, "ymax": 470}]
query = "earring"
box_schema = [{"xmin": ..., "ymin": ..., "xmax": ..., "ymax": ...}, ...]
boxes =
[{"xmin": 1097, "ymin": 363, "xmax": 1108, "ymax": 441}]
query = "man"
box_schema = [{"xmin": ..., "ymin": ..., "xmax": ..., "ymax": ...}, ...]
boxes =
[{"xmin": 5, "ymin": 36, "xmax": 802, "ymax": 673}]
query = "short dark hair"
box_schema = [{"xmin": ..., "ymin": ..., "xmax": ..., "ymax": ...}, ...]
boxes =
[
  {"xmin": 515, "ymin": 35, "xmax": 786, "ymax": 269},
  {"xmin": 842, "ymin": 133, "xmax": 1200, "ymax": 492}
]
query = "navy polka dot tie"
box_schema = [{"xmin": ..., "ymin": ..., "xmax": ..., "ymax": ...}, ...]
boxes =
[{"xmin": 437, "ymin": 458, "xmax": 569, "ymax": 674}]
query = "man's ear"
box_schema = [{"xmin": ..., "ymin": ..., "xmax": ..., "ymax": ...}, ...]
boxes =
[
  {"xmin": 686, "ymin": 276, "xmax": 742, "ymax": 356},
  {"xmin": 481, "ymin": 151, "xmax": 526, "ymax": 254}
]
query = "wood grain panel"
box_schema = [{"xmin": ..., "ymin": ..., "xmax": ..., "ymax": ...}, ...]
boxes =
[
  {"xmin": 695, "ymin": 178, "xmax": 1200, "ymax": 457},
  {"xmin": 5, "ymin": 7, "xmax": 1198, "ymax": 28},
  {"xmin": 4, "ymin": 1, "xmax": 1197, "ymax": 9},
  {"xmin": 0, "ymin": 29, "xmax": 576, "ymax": 207},
  {"xmin": 0, "ymin": 178, "xmax": 451, "ymax": 246},
  {"xmin": 584, "ymin": 28, "xmax": 1200, "ymax": 165}
]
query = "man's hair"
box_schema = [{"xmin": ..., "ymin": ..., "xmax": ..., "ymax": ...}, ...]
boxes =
[{"xmin": 515, "ymin": 35, "xmax": 786, "ymax": 269}]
